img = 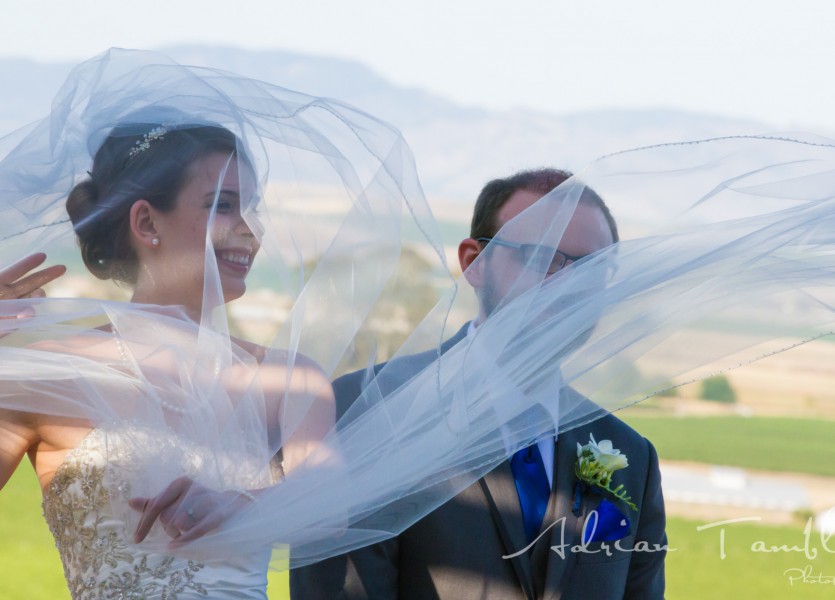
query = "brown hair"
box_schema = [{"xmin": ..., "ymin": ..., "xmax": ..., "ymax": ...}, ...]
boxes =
[{"xmin": 469, "ymin": 167, "xmax": 619, "ymax": 243}]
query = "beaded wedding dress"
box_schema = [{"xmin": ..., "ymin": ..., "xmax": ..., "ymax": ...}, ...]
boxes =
[{"xmin": 42, "ymin": 427, "xmax": 273, "ymax": 599}]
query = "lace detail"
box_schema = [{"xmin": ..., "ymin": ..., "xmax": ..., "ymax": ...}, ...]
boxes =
[{"xmin": 41, "ymin": 428, "xmax": 269, "ymax": 599}]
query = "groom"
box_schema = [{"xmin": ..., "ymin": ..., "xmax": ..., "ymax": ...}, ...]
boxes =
[{"xmin": 292, "ymin": 168, "xmax": 666, "ymax": 599}]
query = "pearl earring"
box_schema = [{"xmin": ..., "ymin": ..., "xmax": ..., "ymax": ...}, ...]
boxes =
[{"xmin": 151, "ymin": 238, "xmax": 160, "ymax": 246}]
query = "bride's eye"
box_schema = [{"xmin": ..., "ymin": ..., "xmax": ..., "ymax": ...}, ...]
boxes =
[{"xmin": 207, "ymin": 199, "xmax": 236, "ymax": 213}]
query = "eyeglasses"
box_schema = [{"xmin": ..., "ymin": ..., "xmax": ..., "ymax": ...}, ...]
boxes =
[{"xmin": 476, "ymin": 237, "xmax": 587, "ymax": 275}]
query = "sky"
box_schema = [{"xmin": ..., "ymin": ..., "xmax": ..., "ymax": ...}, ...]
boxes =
[{"xmin": 3, "ymin": 0, "xmax": 835, "ymax": 131}]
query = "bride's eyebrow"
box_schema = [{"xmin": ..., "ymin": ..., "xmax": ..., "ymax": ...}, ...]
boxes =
[{"xmin": 202, "ymin": 190, "xmax": 240, "ymax": 202}]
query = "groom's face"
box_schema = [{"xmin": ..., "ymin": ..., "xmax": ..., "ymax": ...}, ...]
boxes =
[{"xmin": 465, "ymin": 188, "xmax": 613, "ymax": 319}]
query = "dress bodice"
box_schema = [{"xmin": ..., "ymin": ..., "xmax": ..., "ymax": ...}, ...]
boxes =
[{"xmin": 42, "ymin": 428, "xmax": 271, "ymax": 599}]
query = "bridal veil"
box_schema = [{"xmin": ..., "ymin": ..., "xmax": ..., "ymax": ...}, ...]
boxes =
[{"xmin": 1, "ymin": 49, "xmax": 834, "ymax": 567}]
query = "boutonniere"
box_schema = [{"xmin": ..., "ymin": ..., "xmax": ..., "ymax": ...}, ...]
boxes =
[
  {"xmin": 573, "ymin": 434, "xmax": 637, "ymax": 513},
  {"xmin": 573, "ymin": 435, "xmax": 636, "ymax": 543}
]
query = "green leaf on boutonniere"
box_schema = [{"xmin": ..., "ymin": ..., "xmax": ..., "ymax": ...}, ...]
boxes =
[{"xmin": 575, "ymin": 434, "xmax": 637, "ymax": 511}]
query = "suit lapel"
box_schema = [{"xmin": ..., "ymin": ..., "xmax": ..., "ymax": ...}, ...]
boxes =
[
  {"xmin": 451, "ymin": 321, "xmax": 535, "ymax": 596},
  {"xmin": 479, "ymin": 462, "xmax": 536, "ymax": 600},
  {"xmin": 541, "ymin": 428, "xmax": 585, "ymax": 600}
]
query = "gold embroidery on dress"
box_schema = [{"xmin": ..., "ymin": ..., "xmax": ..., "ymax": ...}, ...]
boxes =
[{"xmin": 42, "ymin": 430, "xmax": 208, "ymax": 599}]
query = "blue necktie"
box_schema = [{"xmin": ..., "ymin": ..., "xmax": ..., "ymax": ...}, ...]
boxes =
[{"xmin": 510, "ymin": 443, "xmax": 551, "ymax": 545}]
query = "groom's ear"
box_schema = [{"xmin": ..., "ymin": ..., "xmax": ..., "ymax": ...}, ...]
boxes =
[{"xmin": 458, "ymin": 238, "xmax": 485, "ymax": 287}]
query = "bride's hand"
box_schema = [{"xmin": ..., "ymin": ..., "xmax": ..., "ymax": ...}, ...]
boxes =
[
  {"xmin": 129, "ymin": 476, "xmax": 256, "ymax": 548},
  {"xmin": 0, "ymin": 253, "xmax": 66, "ymax": 301}
]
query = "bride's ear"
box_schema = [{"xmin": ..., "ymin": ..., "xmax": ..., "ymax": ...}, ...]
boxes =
[{"xmin": 129, "ymin": 200, "xmax": 161, "ymax": 250}]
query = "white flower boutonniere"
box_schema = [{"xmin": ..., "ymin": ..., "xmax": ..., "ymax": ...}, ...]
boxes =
[{"xmin": 575, "ymin": 434, "xmax": 637, "ymax": 511}]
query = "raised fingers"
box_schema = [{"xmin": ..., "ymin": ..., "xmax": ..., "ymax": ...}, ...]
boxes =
[
  {"xmin": 4, "ymin": 264, "xmax": 67, "ymax": 300},
  {"xmin": 0, "ymin": 253, "xmax": 48, "ymax": 282},
  {"xmin": 0, "ymin": 253, "xmax": 66, "ymax": 302}
]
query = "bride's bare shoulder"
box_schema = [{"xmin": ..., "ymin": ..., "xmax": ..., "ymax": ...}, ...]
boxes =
[{"xmin": 26, "ymin": 327, "xmax": 117, "ymax": 361}]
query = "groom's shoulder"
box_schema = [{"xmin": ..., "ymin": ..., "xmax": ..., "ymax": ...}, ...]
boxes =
[
  {"xmin": 597, "ymin": 412, "xmax": 652, "ymax": 455},
  {"xmin": 331, "ymin": 347, "xmax": 444, "ymax": 419},
  {"xmin": 333, "ymin": 345, "xmax": 439, "ymax": 392},
  {"xmin": 332, "ymin": 324, "xmax": 470, "ymax": 418},
  {"xmin": 564, "ymin": 390, "xmax": 655, "ymax": 461}
]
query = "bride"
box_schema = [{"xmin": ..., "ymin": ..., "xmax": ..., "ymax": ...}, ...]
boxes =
[
  {"xmin": 2, "ymin": 48, "xmax": 835, "ymax": 599},
  {"xmin": 0, "ymin": 117, "xmax": 340, "ymax": 596}
]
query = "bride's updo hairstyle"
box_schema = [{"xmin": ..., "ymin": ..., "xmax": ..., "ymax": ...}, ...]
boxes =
[{"xmin": 66, "ymin": 115, "xmax": 243, "ymax": 284}]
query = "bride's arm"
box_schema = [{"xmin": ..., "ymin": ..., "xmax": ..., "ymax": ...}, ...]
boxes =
[
  {"xmin": 0, "ymin": 252, "xmax": 66, "ymax": 489},
  {"xmin": 0, "ymin": 409, "xmax": 37, "ymax": 490},
  {"xmin": 273, "ymin": 356, "xmax": 336, "ymax": 475},
  {"xmin": 130, "ymin": 352, "xmax": 337, "ymax": 546}
]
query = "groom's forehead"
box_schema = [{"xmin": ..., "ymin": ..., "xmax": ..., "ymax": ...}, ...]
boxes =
[
  {"xmin": 497, "ymin": 190, "xmax": 590, "ymax": 230},
  {"xmin": 496, "ymin": 189, "xmax": 545, "ymax": 226}
]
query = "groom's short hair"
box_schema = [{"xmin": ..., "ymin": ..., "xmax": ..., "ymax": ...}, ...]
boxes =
[{"xmin": 470, "ymin": 168, "xmax": 619, "ymax": 242}]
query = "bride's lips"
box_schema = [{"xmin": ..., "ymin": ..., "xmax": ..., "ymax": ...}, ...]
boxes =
[{"xmin": 215, "ymin": 248, "xmax": 254, "ymax": 275}]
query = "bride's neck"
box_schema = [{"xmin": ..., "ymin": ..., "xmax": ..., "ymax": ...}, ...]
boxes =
[{"xmin": 130, "ymin": 284, "xmax": 202, "ymax": 322}]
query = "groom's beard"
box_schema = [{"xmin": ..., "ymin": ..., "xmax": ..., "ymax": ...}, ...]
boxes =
[
  {"xmin": 479, "ymin": 262, "xmax": 539, "ymax": 319},
  {"xmin": 480, "ymin": 271, "xmax": 603, "ymax": 364},
  {"xmin": 480, "ymin": 281, "xmax": 501, "ymax": 319}
]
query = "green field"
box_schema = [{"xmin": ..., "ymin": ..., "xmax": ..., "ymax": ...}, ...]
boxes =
[
  {"xmin": 621, "ymin": 415, "xmax": 835, "ymax": 476},
  {"xmin": 0, "ymin": 467, "xmax": 68, "ymax": 599},
  {"xmin": 666, "ymin": 516, "xmax": 835, "ymax": 599}
]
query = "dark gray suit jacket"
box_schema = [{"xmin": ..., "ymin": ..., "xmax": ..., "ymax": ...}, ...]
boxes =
[{"xmin": 291, "ymin": 325, "xmax": 666, "ymax": 599}]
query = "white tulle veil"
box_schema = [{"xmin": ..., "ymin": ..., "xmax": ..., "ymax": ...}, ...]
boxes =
[{"xmin": 1, "ymin": 48, "xmax": 835, "ymax": 569}]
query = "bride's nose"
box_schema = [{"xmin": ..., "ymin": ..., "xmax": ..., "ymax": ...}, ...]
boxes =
[
  {"xmin": 236, "ymin": 208, "xmax": 263, "ymax": 240},
  {"xmin": 228, "ymin": 207, "xmax": 255, "ymax": 237}
]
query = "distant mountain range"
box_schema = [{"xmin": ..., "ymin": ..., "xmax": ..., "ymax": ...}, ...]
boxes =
[{"xmin": 0, "ymin": 45, "xmax": 795, "ymax": 210}]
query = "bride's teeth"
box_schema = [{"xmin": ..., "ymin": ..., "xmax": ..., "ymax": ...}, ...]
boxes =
[{"xmin": 220, "ymin": 252, "xmax": 250, "ymax": 265}]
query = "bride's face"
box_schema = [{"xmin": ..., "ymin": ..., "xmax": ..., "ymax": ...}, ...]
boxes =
[{"xmin": 145, "ymin": 151, "xmax": 260, "ymax": 307}]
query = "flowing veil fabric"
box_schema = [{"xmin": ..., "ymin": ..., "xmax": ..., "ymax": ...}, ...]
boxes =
[{"xmin": 1, "ymin": 49, "xmax": 835, "ymax": 570}]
